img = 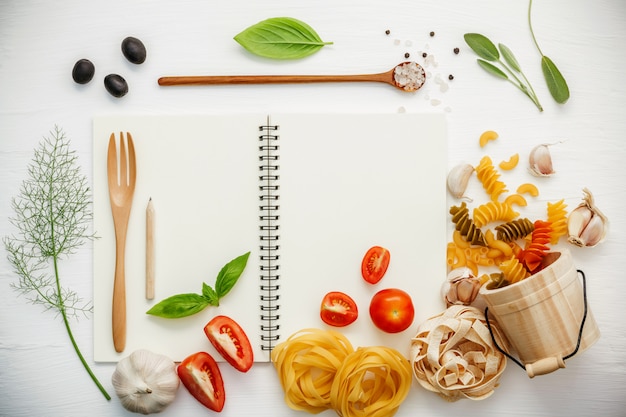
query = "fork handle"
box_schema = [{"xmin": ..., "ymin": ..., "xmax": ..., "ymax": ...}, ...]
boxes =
[{"xmin": 112, "ymin": 225, "xmax": 128, "ymax": 353}]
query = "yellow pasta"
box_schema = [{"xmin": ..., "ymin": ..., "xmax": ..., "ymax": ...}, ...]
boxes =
[
  {"xmin": 516, "ymin": 182, "xmax": 539, "ymax": 197},
  {"xmin": 479, "ymin": 130, "xmax": 499, "ymax": 147},
  {"xmin": 330, "ymin": 346, "xmax": 412, "ymax": 417},
  {"xmin": 472, "ymin": 200, "xmax": 519, "ymax": 228},
  {"xmin": 498, "ymin": 256, "xmax": 530, "ymax": 284},
  {"xmin": 484, "ymin": 229, "xmax": 513, "ymax": 257},
  {"xmin": 452, "ymin": 229, "xmax": 470, "ymax": 249},
  {"xmin": 504, "ymin": 193, "xmax": 528, "ymax": 207},
  {"xmin": 546, "ymin": 199, "xmax": 568, "ymax": 244},
  {"xmin": 475, "ymin": 156, "xmax": 508, "ymax": 201},
  {"xmin": 271, "ymin": 329, "xmax": 412, "ymax": 417},
  {"xmin": 446, "ymin": 242, "xmax": 457, "ymax": 266},
  {"xmin": 498, "ymin": 153, "xmax": 519, "ymax": 170}
]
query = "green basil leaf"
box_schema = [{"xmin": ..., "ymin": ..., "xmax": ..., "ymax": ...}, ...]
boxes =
[
  {"xmin": 498, "ymin": 43, "xmax": 521, "ymax": 72},
  {"xmin": 215, "ymin": 251, "xmax": 250, "ymax": 299},
  {"xmin": 464, "ymin": 33, "xmax": 500, "ymax": 61},
  {"xmin": 477, "ymin": 59, "xmax": 509, "ymax": 80},
  {"xmin": 202, "ymin": 282, "xmax": 219, "ymax": 306},
  {"xmin": 541, "ymin": 55, "xmax": 570, "ymax": 104},
  {"xmin": 146, "ymin": 293, "xmax": 209, "ymax": 318},
  {"xmin": 234, "ymin": 17, "xmax": 333, "ymax": 59}
]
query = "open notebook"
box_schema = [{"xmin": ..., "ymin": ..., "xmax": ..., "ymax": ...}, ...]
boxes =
[{"xmin": 93, "ymin": 113, "xmax": 447, "ymax": 362}]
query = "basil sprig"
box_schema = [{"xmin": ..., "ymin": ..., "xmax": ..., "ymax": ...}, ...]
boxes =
[
  {"xmin": 234, "ymin": 17, "xmax": 333, "ymax": 59},
  {"xmin": 147, "ymin": 251, "xmax": 250, "ymax": 319}
]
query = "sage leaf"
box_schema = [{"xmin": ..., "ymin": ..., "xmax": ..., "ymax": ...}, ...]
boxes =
[
  {"xmin": 215, "ymin": 251, "xmax": 250, "ymax": 298},
  {"xmin": 147, "ymin": 293, "xmax": 210, "ymax": 318},
  {"xmin": 498, "ymin": 43, "xmax": 521, "ymax": 72},
  {"xmin": 541, "ymin": 56, "xmax": 570, "ymax": 104},
  {"xmin": 234, "ymin": 17, "xmax": 333, "ymax": 59},
  {"xmin": 477, "ymin": 59, "xmax": 508, "ymax": 80},
  {"xmin": 464, "ymin": 33, "xmax": 499, "ymax": 61}
]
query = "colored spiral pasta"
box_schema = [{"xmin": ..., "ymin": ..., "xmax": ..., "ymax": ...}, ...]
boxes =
[
  {"xmin": 546, "ymin": 199, "xmax": 568, "ymax": 244},
  {"xmin": 475, "ymin": 156, "xmax": 508, "ymax": 201},
  {"xmin": 450, "ymin": 202, "xmax": 487, "ymax": 246},
  {"xmin": 495, "ymin": 218, "xmax": 535, "ymax": 242},
  {"xmin": 472, "ymin": 200, "xmax": 519, "ymax": 228},
  {"xmin": 520, "ymin": 220, "xmax": 552, "ymax": 273}
]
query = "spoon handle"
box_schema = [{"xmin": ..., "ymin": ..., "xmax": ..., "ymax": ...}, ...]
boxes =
[{"xmin": 158, "ymin": 72, "xmax": 390, "ymax": 86}]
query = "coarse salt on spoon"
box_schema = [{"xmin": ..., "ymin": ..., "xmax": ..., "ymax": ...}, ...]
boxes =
[{"xmin": 158, "ymin": 61, "xmax": 426, "ymax": 92}]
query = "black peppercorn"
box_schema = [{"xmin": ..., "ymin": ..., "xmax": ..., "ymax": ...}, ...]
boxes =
[
  {"xmin": 422, "ymin": 52, "xmax": 427, "ymax": 58},
  {"xmin": 448, "ymin": 74, "xmax": 454, "ymax": 80},
  {"xmin": 385, "ymin": 29, "xmax": 390, "ymax": 35},
  {"xmin": 429, "ymin": 31, "xmax": 435, "ymax": 37},
  {"xmin": 453, "ymin": 47, "xmax": 460, "ymax": 54},
  {"xmin": 404, "ymin": 52, "xmax": 410, "ymax": 58}
]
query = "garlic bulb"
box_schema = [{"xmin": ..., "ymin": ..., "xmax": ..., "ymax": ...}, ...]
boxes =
[
  {"xmin": 441, "ymin": 268, "xmax": 485, "ymax": 310},
  {"xmin": 112, "ymin": 349, "xmax": 180, "ymax": 414},
  {"xmin": 567, "ymin": 188, "xmax": 608, "ymax": 247},
  {"xmin": 447, "ymin": 163, "xmax": 474, "ymax": 199},
  {"xmin": 528, "ymin": 143, "xmax": 557, "ymax": 176}
]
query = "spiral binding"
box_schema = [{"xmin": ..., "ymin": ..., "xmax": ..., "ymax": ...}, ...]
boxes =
[{"xmin": 259, "ymin": 117, "xmax": 280, "ymax": 352}]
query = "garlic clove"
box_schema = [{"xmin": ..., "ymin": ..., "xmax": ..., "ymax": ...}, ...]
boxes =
[
  {"xmin": 441, "ymin": 268, "xmax": 483, "ymax": 308},
  {"xmin": 447, "ymin": 163, "xmax": 475, "ymax": 199},
  {"xmin": 567, "ymin": 188, "xmax": 609, "ymax": 248},
  {"xmin": 528, "ymin": 143, "xmax": 556, "ymax": 176}
]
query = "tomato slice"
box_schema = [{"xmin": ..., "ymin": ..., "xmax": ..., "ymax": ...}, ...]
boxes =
[
  {"xmin": 361, "ymin": 246, "xmax": 391, "ymax": 284},
  {"xmin": 177, "ymin": 352, "xmax": 225, "ymax": 412},
  {"xmin": 204, "ymin": 315, "xmax": 254, "ymax": 373},
  {"xmin": 320, "ymin": 291, "xmax": 358, "ymax": 327},
  {"xmin": 369, "ymin": 288, "xmax": 415, "ymax": 333}
]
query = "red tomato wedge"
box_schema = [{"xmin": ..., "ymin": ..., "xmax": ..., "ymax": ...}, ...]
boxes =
[
  {"xmin": 320, "ymin": 291, "xmax": 358, "ymax": 327},
  {"xmin": 361, "ymin": 246, "xmax": 391, "ymax": 284},
  {"xmin": 204, "ymin": 315, "xmax": 254, "ymax": 372},
  {"xmin": 369, "ymin": 288, "xmax": 415, "ymax": 333},
  {"xmin": 177, "ymin": 352, "xmax": 225, "ymax": 412}
]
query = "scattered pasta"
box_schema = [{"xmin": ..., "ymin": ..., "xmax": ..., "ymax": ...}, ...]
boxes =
[
  {"xmin": 516, "ymin": 182, "xmax": 539, "ymax": 197},
  {"xmin": 472, "ymin": 200, "xmax": 519, "ymax": 228},
  {"xmin": 475, "ymin": 156, "xmax": 508, "ymax": 201},
  {"xmin": 495, "ymin": 218, "xmax": 534, "ymax": 242},
  {"xmin": 478, "ymin": 130, "xmax": 499, "ymax": 148},
  {"xmin": 498, "ymin": 256, "xmax": 529, "ymax": 284},
  {"xmin": 546, "ymin": 199, "xmax": 568, "ymax": 244},
  {"xmin": 503, "ymin": 193, "xmax": 528, "ymax": 207},
  {"xmin": 498, "ymin": 153, "xmax": 519, "ymax": 170},
  {"xmin": 520, "ymin": 220, "xmax": 552, "ymax": 273},
  {"xmin": 450, "ymin": 202, "xmax": 487, "ymax": 246}
]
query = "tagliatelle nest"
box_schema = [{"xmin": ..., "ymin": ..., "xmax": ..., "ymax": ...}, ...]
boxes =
[{"xmin": 409, "ymin": 305, "xmax": 508, "ymax": 401}]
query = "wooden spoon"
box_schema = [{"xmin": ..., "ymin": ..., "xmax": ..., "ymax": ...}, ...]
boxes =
[{"xmin": 158, "ymin": 61, "xmax": 426, "ymax": 92}]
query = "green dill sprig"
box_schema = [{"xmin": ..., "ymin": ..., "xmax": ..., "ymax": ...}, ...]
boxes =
[{"xmin": 3, "ymin": 126, "xmax": 111, "ymax": 400}]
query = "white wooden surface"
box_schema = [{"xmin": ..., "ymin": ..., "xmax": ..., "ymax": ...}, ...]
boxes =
[{"xmin": 1, "ymin": 1, "xmax": 625, "ymax": 416}]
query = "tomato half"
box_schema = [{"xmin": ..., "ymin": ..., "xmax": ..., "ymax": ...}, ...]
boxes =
[
  {"xmin": 369, "ymin": 288, "xmax": 414, "ymax": 333},
  {"xmin": 361, "ymin": 246, "xmax": 391, "ymax": 284},
  {"xmin": 204, "ymin": 315, "xmax": 254, "ymax": 373},
  {"xmin": 320, "ymin": 291, "xmax": 358, "ymax": 327},
  {"xmin": 177, "ymin": 352, "xmax": 225, "ymax": 412}
]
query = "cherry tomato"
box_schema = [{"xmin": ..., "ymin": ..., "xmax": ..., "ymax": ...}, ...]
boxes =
[
  {"xmin": 177, "ymin": 351, "xmax": 225, "ymax": 412},
  {"xmin": 204, "ymin": 315, "xmax": 254, "ymax": 373},
  {"xmin": 369, "ymin": 288, "xmax": 414, "ymax": 333},
  {"xmin": 361, "ymin": 246, "xmax": 391, "ymax": 284},
  {"xmin": 320, "ymin": 291, "xmax": 358, "ymax": 327}
]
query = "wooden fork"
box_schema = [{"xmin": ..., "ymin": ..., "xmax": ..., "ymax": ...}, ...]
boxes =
[{"xmin": 107, "ymin": 132, "xmax": 136, "ymax": 353}]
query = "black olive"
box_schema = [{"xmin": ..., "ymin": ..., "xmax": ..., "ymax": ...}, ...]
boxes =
[
  {"xmin": 121, "ymin": 36, "xmax": 147, "ymax": 64},
  {"xmin": 72, "ymin": 59, "xmax": 95, "ymax": 84},
  {"xmin": 104, "ymin": 74, "xmax": 128, "ymax": 98}
]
